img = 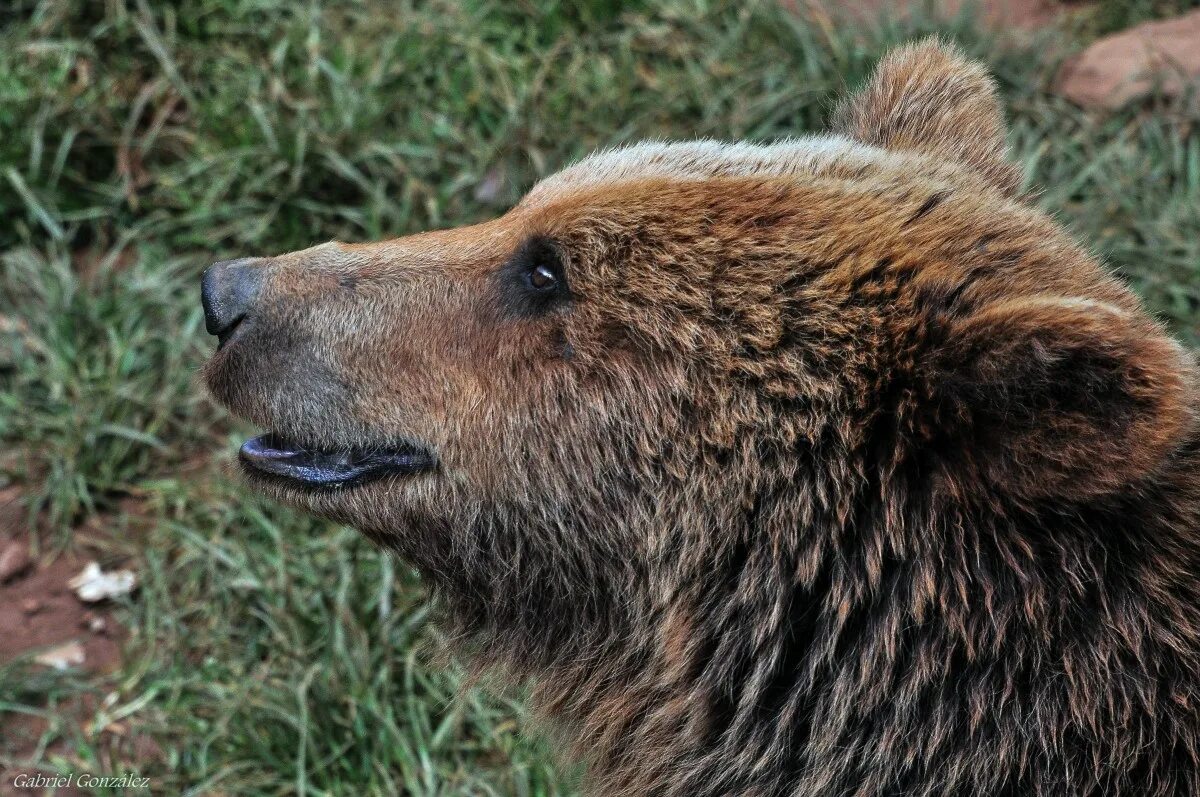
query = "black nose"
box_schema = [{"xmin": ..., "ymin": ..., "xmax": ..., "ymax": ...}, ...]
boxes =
[{"xmin": 201, "ymin": 258, "xmax": 263, "ymax": 343}]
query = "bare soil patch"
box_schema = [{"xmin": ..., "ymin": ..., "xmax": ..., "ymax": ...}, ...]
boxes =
[
  {"xmin": 0, "ymin": 488, "xmax": 124, "ymax": 674},
  {"xmin": 0, "ymin": 487, "xmax": 140, "ymax": 794}
]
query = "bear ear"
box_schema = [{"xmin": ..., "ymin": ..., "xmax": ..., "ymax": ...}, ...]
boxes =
[
  {"xmin": 930, "ymin": 296, "xmax": 1194, "ymax": 502},
  {"xmin": 833, "ymin": 38, "xmax": 1022, "ymax": 196}
]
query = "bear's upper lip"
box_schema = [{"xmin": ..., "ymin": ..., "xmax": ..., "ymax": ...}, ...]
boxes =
[{"xmin": 238, "ymin": 433, "xmax": 436, "ymax": 489}]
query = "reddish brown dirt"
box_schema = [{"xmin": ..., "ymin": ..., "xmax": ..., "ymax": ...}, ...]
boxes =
[
  {"xmin": 0, "ymin": 487, "xmax": 134, "ymax": 794},
  {"xmin": 0, "ymin": 488, "xmax": 124, "ymax": 674},
  {"xmin": 0, "ymin": 714, "xmax": 85, "ymax": 797}
]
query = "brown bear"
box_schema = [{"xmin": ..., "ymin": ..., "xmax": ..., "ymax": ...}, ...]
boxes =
[{"xmin": 201, "ymin": 40, "xmax": 1200, "ymax": 796}]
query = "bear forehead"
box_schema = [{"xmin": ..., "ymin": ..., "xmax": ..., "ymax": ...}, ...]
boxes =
[{"xmin": 522, "ymin": 135, "xmax": 974, "ymax": 207}]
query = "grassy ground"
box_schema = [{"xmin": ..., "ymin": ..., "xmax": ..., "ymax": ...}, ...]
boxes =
[{"xmin": 0, "ymin": 1, "xmax": 1196, "ymax": 794}]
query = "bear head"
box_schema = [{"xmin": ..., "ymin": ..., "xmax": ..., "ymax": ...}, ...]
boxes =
[{"xmin": 202, "ymin": 40, "xmax": 1199, "ymax": 796}]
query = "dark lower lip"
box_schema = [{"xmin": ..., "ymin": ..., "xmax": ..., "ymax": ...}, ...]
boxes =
[{"xmin": 238, "ymin": 433, "xmax": 436, "ymax": 489}]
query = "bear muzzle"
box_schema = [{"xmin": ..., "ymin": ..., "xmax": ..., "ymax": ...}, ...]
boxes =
[{"xmin": 201, "ymin": 254, "xmax": 441, "ymax": 491}]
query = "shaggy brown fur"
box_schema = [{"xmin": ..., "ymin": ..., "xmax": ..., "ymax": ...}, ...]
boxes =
[{"xmin": 204, "ymin": 40, "xmax": 1200, "ymax": 796}]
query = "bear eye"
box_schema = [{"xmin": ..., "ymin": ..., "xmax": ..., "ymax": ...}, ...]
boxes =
[
  {"xmin": 494, "ymin": 236, "xmax": 571, "ymax": 319},
  {"xmin": 529, "ymin": 263, "xmax": 558, "ymax": 290}
]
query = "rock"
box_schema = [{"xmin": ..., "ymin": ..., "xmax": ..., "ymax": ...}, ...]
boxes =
[
  {"xmin": 34, "ymin": 640, "xmax": 86, "ymax": 670},
  {"xmin": 1057, "ymin": 10, "xmax": 1200, "ymax": 109},
  {"xmin": 82, "ymin": 611, "xmax": 108, "ymax": 634},
  {"xmin": 68, "ymin": 561, "xmax": 138, "ymax": 602},
  {"xmin": 0, "ymin": 540, "xmax": 32, "ymax": 583}
]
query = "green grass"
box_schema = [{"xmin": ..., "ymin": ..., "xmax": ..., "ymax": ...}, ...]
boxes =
[
  {"xmin": 0, "ymin": 1, "xmax": 1197, "ymax": 794},
  {"xmin": 1082, "ymin": 0, "xmax": 1200, "ymax": 34}
]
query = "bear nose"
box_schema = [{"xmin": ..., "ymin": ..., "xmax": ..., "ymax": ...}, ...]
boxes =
[{"xmin": 201, "ymin": 258, "xmax": 264, "ymax": 342}]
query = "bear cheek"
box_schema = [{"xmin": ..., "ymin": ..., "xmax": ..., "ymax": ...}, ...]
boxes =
[{"xmin": 334, "ymin": 329, "xmax": 494, "ymax": 475}]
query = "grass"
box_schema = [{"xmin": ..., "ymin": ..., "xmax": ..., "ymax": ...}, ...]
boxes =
[
  {"xmin": 1083, "ymin": 0, "xmax": 1200, "ymax": 34},
  {"xmin": 0, "ymin": 0, "xmax": 1197, "ymax": 794}
]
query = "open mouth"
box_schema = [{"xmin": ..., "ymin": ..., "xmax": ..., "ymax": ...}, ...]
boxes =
[{"xmin": 239, "ymin": 433, "xmax": 436, "ymax": 489}]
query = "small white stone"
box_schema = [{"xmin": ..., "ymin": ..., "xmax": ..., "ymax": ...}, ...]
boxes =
[
  {"xmin": 68, "ymin": 561, "xmax": 138, "ymax": 602},
  {"xmin": 34, "ymin": 640, "xmax": 86, "ymax": 671}
]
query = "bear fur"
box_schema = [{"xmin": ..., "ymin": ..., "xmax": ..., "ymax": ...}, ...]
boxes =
[{"xmin": 204, "ymin": 40, "xmax": 1200, "ymax": 796}]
